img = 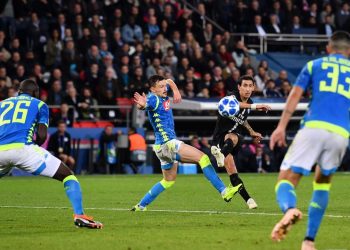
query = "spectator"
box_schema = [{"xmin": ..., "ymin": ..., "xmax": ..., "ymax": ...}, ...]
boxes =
[
  {"xmin": 47, "ymin": 80, "xmax": 65, "ymax": 105},
  {"xmin": 336, "ymin": 2, "xmax": 350, "ymax": 29},
  {"xmin": 96, "ymin": 125, "xmax": 121, "ymax": 174},
  {"xmin": 79, "ymin": 87, "xmax": 100, "ymax": 120},
  {"xmin": 232, "ymin": 40, "xmax": 249, "ymax": 68},
  {"xmin": 255, "ymin": 146, "xmax": 271, "ymax": 173},
  {"xmin": 274, "ymin": 70, "xmax": 289, "ymax": 88},
  {"xmin": 121, "ymin": 16, "xmax": 143, "ymax": 44},
  {"xmin": 279, "ymin": 80, "xmax": 292, "ymax": 97},
  {"xmin": 52, "ymin": 103, "xmax": 74, "ymax": 127},
  {"xmin": 263, "ymin": 79, "xmax": 281, "ymax": 98},
  {"xmin": 254, "ymin": 66, "xmax": 270, "ymax": 92},
  {"xmin": 48, "ymin": 120, "xmax": 75, "ymax": 171},
  {"xmin": 126, "ymin": 127, "xmax": 147, "ymax": 174}
]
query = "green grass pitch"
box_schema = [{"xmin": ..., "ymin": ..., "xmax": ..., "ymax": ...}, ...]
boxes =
[{"xmin": 1, "ymin": 173, "xmax": 349, "ymax": 250}]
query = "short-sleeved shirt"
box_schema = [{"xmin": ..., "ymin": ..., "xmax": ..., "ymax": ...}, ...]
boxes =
[
  {"xmin": 0, "ymin": 94, "xmax": 49, "ymax": 149},
  {"xmin": 295, "ymin": 53, "xmax": 350, "ymax": 138},
  {"xmin": 145, "ymin": 93, "xmax": 176, "ymax": 145}
]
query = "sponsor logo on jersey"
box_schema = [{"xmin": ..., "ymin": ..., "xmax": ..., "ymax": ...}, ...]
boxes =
[{"xmin": 163, "ymin": 100, "xmax": 170, "ymax": 111}]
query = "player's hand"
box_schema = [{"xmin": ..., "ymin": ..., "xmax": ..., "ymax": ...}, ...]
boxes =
[
  {"xmin": 172, "ymin": 90, "xmax": 182, "ymax": 104},
  {"xmin": 251, "ymin": 132, "xmax": 263, "ymax": 143},
  {"xmin": 133, "ymin": 92, "xmax": 147, "ymax": 109},
  {"xmin": 269, "ymin": 126, "xmax": 287, "ymax": 150},
  {"xmin": 256, "ymin": 104, "xmax": 271, "ymax": 112}
]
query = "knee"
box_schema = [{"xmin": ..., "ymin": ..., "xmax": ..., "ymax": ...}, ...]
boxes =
[{"xmin": 160, "ymin": 179, "xmax": 175, "ymax": 189}]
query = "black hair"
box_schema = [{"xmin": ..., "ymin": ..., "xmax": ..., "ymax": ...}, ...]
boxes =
[
  {"xmin": 18, "ymin": 79, "xmax": 39, "ymax": 96},
  {"xmin": 148, "ymin": 75, "xmax": 165, "ymax": 87},
  {"xmin": 237, "ymin": 75, "xmax": 256, "ymax": 86}
]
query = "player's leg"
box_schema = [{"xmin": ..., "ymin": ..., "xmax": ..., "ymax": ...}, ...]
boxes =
[
  {"xmin": 132, "ymin": 162, "xmax": 177, "ymax": 211},
  {"xmin": 221, "ymin": 133, "xmax": 257, "ymax": 208},
  {"xmin": 271, "ymin": 128, "xmax": 322, "ymax": 241},
  {"xmin": 301, "ymin": 166, "xmax": 330, "ymax": 250},
  {"xmin": 17, "ymin": 145, "xmax": 102, "ymax": 229},
  {"xmin": 303, "ymin": 132, "xmax": 347, "ymax": 249},
  {"xmin": 178, "ymin": 143, "xmax": 237, "ymax": 202}
]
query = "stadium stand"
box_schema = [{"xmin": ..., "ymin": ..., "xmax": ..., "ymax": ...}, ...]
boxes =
[{"xmin": 1, "ymin": 0, "xmax": 349, "ymax": 174}]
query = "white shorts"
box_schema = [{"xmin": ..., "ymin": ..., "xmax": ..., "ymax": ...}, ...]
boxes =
[
  {"xmin": 0, "ymin": 145, "xmax": 61, "ymax": 178},
  {"xmin": 281, "ymin": 127, "xmax": 348, "ymax": 176},
  {"xmin": 153, "ymin": 139, "xmax": 183, "ymax": 170}
]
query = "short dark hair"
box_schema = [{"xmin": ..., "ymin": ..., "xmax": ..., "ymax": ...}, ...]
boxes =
[
  {"xmin": 330, "ymin": 31, "xmax": 350, "ymax": 50},
  {"xmin": 18, "ymin": 79, "xmax": 39, "ymax": 95},
  {"xmin": 237, "ymin": 75, "xmax": 255, "ymax": 86},
  {"xmin": 148, "ymin": 75, "xmax": 165, "ymax": 87}
]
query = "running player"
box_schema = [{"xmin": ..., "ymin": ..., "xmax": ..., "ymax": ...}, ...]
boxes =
[
  {"xmin": 0, "ymin": 79, "xmax": 102, "ymax": 229},
  {"xmin": 210, "ymin": 75, "xmax": 271, "ymax": 209},
  {"xmin": 270, "ymin": 31, "xmax": 350, "ymax": 250},
  {"xmin": 131, "ymin": 75, "xmax": 239, "ymax": 211}
]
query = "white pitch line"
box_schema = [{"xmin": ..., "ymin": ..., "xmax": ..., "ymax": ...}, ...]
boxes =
[{"xmin": 1, "ymin": 205, "xmax": 350, "ymax": 219}]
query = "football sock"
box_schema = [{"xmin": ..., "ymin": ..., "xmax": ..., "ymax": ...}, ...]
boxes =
[
  {"xmin": 305, "ymin": 182, "xmax": 330, "ymax": 241},
  {"xmin": 199, "ymin": 154, "xmax": 226, "ymax": 193},
  {"xmin": 230, "ymin": 173, "xmax": 251, "ymax": 202},
  {"xmin": 63, "ymin": 175, "xmax": 84, "ymax": 215},
  {"xmin": 275, "ymin": 180, "xmax": 297, "ymax": 213},
  {"xmin": 139, "ymin": 179, "xmax": 175, "ymax": 207},
  {"xmin": 221, "ymin": 139, "xmax": 234, "ymax": 157}
]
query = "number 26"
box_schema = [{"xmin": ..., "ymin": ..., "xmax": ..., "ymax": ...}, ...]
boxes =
[{"xmin": 0, "ymin": 101, "xmax": 30, "ymax": 126}]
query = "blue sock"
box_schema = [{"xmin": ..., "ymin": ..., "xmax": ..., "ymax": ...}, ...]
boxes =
[
  {"xmin": 199, "ymin": 155, "xmax": 226, "ymax": 193},
  {"xmin": 63, "ymin": 175, "xmax": 84, "ymax": 215},
  {"xmin": 306, "ymin": 182, "xmax": 330, "ymax": 241},
  {"xmin": 275, "ymin": 180, "xmax": 297, "ymax": 213},
  {"xmin": 139, "ymin": 179, "xmax": 175, "ymax": 207}
]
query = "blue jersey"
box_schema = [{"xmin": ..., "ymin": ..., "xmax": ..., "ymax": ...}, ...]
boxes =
[
  {"xmin": 145, "ymin": 93, "xmax": 176, "ymax": 144},
  {"xmin": 0, "ymin": 94, "xmax": 49, "ymax": 149},
  {"xmin": 294, "ymin": 53, "xmax": 350, "ymax": 138}
]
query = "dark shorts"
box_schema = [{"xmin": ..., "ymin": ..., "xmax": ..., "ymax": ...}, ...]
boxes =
[{"xmin": 212, "ymin": 132, "xmax": 244, "ymax": 156}]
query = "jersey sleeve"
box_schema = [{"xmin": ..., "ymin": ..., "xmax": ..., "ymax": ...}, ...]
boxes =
[
  {"xmin": 37, "ymin": 101, "xmax": 49, "ymax": 127},
  {"xmin": 145, "ymin": 94, "xmax": 160, "ymax": 111},
  {"xmin": 294, "ymin": 61, "xmax": 313, "ymax": 91}
]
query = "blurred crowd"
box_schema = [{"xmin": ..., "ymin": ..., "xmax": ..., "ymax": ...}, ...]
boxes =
[{"xmin": 0, "ymin": 0, "xmax": 349, "ymax": 124}]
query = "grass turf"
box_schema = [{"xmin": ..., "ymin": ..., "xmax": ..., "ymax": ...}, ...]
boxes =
[{"xmin": 1, "ymin": 173, "xmax": 349, "ymax": 250}]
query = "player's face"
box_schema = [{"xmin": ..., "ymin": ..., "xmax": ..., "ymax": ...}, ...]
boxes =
[
  {"xmin": 238, "ymin": 80, "xmax": 255, "ymax": 99},
  {"xmin": 151, "ymin": 80, "xmax": 167, "ymax": 98}
]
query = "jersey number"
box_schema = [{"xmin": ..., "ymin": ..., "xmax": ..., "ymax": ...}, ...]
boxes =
[
  {"xmin": 0, "ymin": 101, "xmax": 30, "ymax": 126},
  {"xmin": 320, "ymin": 62, "xmax": 350, "ymax": 98}
]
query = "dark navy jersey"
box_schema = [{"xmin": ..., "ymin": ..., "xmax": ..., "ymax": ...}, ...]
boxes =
[{"xmin": 212, "ymin": 92, "xmax": 253, "ymax": 143}]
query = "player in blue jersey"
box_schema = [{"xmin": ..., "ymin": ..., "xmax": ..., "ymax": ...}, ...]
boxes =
[
  {"xmin": 131, "ymin": 75, "xmax": 239, "ymax": 211},
  {"xmin": 270, "ymin": 31, "xmax": 350, "ymax": 250},
  {"xmin": 0, "ymin": 79, "xmax": 103, "ymax": 229}
]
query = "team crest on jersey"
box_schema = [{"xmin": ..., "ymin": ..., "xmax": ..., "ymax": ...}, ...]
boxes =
[{"xmin": 163, "ymin": 99, "xmax": 170, "ymax": 110}]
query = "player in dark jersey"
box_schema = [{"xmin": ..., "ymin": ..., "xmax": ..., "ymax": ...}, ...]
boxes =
[{"xmin": 211, "ymin": 75, "xmax": 271, "ymax": 209}]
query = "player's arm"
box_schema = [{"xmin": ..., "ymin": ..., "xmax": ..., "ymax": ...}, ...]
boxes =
[
  {"xmin": 35, "ymin": 101, "xmax": 49, "ymax": 146},
  {"xmin": 36, "ymin": 124, "xmax": 47, "ymax": 146},
  {"xmin": 243, "ymin": 120, "xmax": 262, "ymax": 140},
  {"xmin": 239, "ymin": 102, "xmax": 271, "ymax": 112},
  {"xmin": 166, "ymin": 79, "xmax": 182, "ymax": 103},
  {"xmin": 270, "ymin": 62, "xmax": 310, "ymax": 150},
  {"xmin": 133, "ymin": 92, "xmax": 147, "ymax": 110},
  {"xmin": 269, "ymin": 85, "xmax": 304, "ymax": 149}
]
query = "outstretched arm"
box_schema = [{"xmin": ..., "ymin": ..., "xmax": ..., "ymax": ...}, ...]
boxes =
[
  {"xmin": 269, "ymin": 86, "xmax": 304, "ymax": 150},
  {"xmin": 133, "ymin": 92, "xmax": 147, "ymax": 110},
  {"xmin": 166, "ymin": 79, "xmax": 182, "ymax": 103},
  {"xmin": 239, "ymin": 102, "xmax": 271, "ymax": 112}
]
